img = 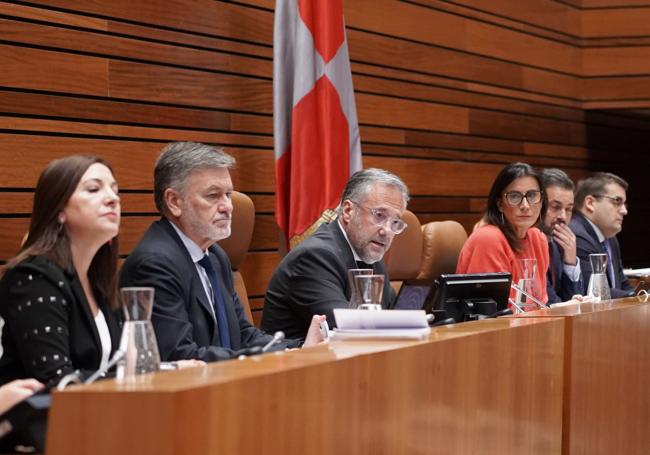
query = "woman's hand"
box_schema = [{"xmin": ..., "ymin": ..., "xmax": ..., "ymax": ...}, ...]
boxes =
[{"xmin": 0, "ymin": 379, "xmax": 44, "ymax": 414}]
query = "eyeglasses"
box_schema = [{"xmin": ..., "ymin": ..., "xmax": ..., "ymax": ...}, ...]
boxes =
[
  {"xmin": 503, "ymin": 190, "xmax": 543, "ymax": 207},
  {"xmin": 594, "ymin": 194, "xmax": 627, "ymax": 209},
  {"xmin": 351, "ymin": 202, "xmax": 407, "ymax": 234}
]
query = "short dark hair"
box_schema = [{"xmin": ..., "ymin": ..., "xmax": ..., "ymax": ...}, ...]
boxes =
[
  {"xmin": 486, "ymin": 162, "xmax": 545, "ymax": 253},
  {"xmin": 339, "ymin": 168, "xmax": 409, "ymax": 208},
  {"xmin": 574, "ymin": 172, "xmax": 628, "ymax": 210},
  {"xmin": 5, "ymin": 155, "xmax": 120, "ymax": 309},
  {"xmin": 154, "ymin": 142, "xmax": 235, "ymax": 215},
  {"xmin": 541, "ymin": 168, "xmax": 574, "ymax": 192}
]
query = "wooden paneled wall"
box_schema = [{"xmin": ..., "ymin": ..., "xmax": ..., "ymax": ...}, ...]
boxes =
[{"xmin": 1, "ymin": 0, "xmax": 649, "ymax": 325}]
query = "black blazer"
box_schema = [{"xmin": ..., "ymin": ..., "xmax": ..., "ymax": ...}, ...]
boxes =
[
  {"xmin": 0, "ymin": 256, "xmax": 121, "ymax": 387},
  {"xmin": 261, "ymin": 221, "xmax": 396, "ymax": 339},
  {"xmin": 570, "ymin": 212, "xmax": 633, "ymax": 298},
  {"xmin": 546, "ymin": 238, "xmax": 583, "ymax": 303},
  {"xmin": 120, "ymin": 218, "xmax": 296, "ymax": 362}
]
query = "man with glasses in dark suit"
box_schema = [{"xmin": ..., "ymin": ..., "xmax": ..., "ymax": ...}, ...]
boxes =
[
  {"xmin": 262, "ymin": 168, "xmax": 409, "ymax": 339},
  {"xmin": 570, "ymin": 172, "xmax": 634, "ymax": 298}
]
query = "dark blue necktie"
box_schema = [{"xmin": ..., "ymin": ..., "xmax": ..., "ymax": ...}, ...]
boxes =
[
  {"xmin": 601, "ymin": 240, "xmax": 616, "ymax": 287},
  {"xmin": 198, "ymin": 254, "xmax": 232, "ymax": 349}
]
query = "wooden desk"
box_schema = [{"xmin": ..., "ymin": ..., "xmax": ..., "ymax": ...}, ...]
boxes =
[
  {"xmin": 516, "ymin": 299, "xmax": 650, "ymax": 455},
  {"xmin": 46, "ymin": 318, "xmax": 564, "ymax": 455}
]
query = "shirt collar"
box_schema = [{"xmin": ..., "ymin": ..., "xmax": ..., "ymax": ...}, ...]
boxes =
[
  {"xmin": 337, "ymin": 219, "xmax": 362, "ymax": 262},
  {"xmin": 585, "ymin": 216, "xmax": 606, "ymax": 243},
  {"xmin": 169, "ymin": 220, "xmax": 208, "ymax": 263}
]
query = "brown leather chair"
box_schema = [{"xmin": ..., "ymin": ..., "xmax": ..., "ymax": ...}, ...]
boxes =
[
  {"xmin": 418, "ymin": 221, "xmax": 468, "ymax": 280},
  {"xmin": 217, "ymin": 191, "xmax": 255, "ymax": 324},
  {"xmin": 383, "ymin": 210, "xmax": 422, "ymax": 293}
]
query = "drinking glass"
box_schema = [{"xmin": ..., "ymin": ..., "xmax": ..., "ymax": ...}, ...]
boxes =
[
  {"xmin": 117, "ymin": 287, "xmax": 161, "ymax": 382},
  {"xmin": 587, "ymin": 253, "xmax": 611, "ymax": 302},
  {"xmin": 347, "ymin": 268, "xmax": 374, "ymax": 308},
  {"xmin": 353, "ymin": 274, "xmax": 384, "ymax": 310}
]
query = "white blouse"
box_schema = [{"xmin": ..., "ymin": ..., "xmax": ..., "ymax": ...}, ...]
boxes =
[{"xmin": 94, "ymin": 309, "xmax": 112, "ymax": 371}]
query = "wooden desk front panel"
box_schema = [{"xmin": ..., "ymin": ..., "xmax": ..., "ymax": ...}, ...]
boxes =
[
  {"xmin": 47, "ymin": 318, "xmax": 564, "ymax": 455},
  {"xmin": 566, "ymin": 302, "xmax": 650, "ymax": 455}
]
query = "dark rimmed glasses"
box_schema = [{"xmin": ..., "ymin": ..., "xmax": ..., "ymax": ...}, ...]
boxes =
[
  {"xmin": 593, "ymin": 194, "xmax": 627, "ymax": 210},
  {"xmin": 503, "ymin": 190, "xmax": 543, "ymax": 207}
]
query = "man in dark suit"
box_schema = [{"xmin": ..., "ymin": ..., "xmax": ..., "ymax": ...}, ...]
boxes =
[
  {"xmin": 541, "ymin": 169, "xmax": 582, "ymax": 303},
  {"xmin": 262, "ymin": 168, "xmax": 409, "ymax": 339},
  {"xmin": 120, "ymin": 142, "xmax": 323, "ymax": 362},
  {"xmin": 570, "ymin": 172, "xmax": 634, "ymax": 298}
]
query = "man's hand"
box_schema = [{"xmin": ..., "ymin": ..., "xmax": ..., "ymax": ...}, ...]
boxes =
[{"xmin": 553, "ymin": 222, "xmax": 577, "ymax": 266}]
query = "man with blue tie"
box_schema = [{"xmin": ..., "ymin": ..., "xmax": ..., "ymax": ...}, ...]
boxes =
[
  {"xmin": 120, "ymin": 142, "xmax": 323, "ymax": 362},
  {"xmin": 569, "ymin": 172, "xmax": 634, "ymax": 298},
  {"xmin": 541, "ymin": 169, "xmax": 582, "ymax": 303}
]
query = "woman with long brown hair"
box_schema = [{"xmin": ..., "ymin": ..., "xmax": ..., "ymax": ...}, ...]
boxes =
[
  {"xmin": 0, "ymin": 155, "xmax": 122, "ymax": 386},
  {"xmin": 456, "ymin": 162, "xmax": 550, "ymax": 304}
]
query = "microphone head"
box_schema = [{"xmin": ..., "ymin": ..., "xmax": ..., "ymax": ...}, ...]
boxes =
[{"xmin": 274, "ymin": 331, "xmax": 285, "ymax": 342}]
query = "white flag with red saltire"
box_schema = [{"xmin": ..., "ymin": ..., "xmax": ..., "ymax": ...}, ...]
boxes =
[{"xmin": 273, "ymin": 0, "xmax": 362, "ymax": 247}]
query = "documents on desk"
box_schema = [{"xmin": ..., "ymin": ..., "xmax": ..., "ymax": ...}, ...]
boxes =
[
  {"xmin": 331, "ymin": 309, "xmax": 431, "ymax": 340},
  {"xmin": 623, "ymin": 267, "xmax": 650, "ymax": 277}
]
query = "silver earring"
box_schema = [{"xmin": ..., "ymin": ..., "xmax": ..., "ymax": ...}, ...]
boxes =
[{"xmin": 500, "ymin": 212, "xmax": 505, "ymax": 224}]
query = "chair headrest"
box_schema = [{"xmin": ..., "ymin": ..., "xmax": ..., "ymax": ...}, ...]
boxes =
[
  {"xmin": 217, "ymin": 191, "xmax": 254, "ymax": 269},
  {"xmin": 418, "ymin": 220, "xmax": 467, "ymax": 280},
  {"xmin": 383, "ymin": 210, "xmax": 422, "ymax": 280}
]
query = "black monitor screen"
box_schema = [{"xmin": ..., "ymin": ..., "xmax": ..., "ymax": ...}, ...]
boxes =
[{"xmin": 431, "ymin": 272, "xmax": 512, "ymax": 322}]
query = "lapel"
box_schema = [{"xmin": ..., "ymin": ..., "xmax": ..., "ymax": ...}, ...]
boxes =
[
  {"xmin": 160, "ymin": 219, "xmax": 218, "ymax": 343},
  {"xmin": 575, "ymin": 213, "xmax": 603, "ymax": 252},
  {"xmin": 327, "ymin": 222, "xmax": 358, "ymax": 299},
  {"xmin": 68, "ymin": 273, "xmax": 102, "ymax": 362}
]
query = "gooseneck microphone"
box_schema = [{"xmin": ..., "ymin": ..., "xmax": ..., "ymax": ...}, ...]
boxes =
[
  {"xmin": 261, "ymin": 331, "xmax": 285, "ymax": 353},
  {"xmin": 84, "ymin": 349, "xmax": 126, "ymax": 385}
]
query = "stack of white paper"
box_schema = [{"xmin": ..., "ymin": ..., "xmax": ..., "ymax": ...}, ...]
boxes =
[{"xmin": 331, "ymin": 309, "xmax": 431, "ymax": 340}]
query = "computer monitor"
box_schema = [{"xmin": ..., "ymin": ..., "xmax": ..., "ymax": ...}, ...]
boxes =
[{"xmin": 430, "ymin": 272, "xmax": 512, "ymax": 322}]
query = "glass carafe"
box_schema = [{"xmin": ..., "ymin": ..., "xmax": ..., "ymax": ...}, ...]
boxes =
[
  {"xmin": 513, "ymin": 258, "xmax": 542, "ymax": 312},
  {"xmin": 117, "ymin": 287, "xmax": 161, "ymax": 382},
  {"xmin": 587, "ymin": 253, "xmax": 611, "ymax": 302}
]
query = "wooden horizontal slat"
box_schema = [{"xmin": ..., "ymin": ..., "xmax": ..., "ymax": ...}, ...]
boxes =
[
  {"xmin": 354, "ymin": 74, "xmax": 584, "ymax": 122},
  {"xmin": 28, "ymin": 0, "xmax": 274, "ymax": 45},
  {"xmin": 0, "ymin": 117, "xmax": 272, "ymax": 148},
  {"xmin": 356, "ymin": 93, "xmax": 469, "ymax": 132},
  {"xmin": 416, "ymin": 0, "xmax": 580, "ymax": 37},
  {"xmin": 109, "ymin": 60, "xmax": 272, "ymax": 113},
  {"xmin": 0, "ymin": 90, "xmax": 272, "ymax": 135},
  {"xmin": 582, "ymin": 8, "xmax": 650, "ymax": 38},
  {"xmin": 0, "ymin": 44, "xmax": 108, "ymax": 96},
  {"xmin": 0, "ymin": 134, "xmax": 278, "ymax": 191},
  {"xmin": 347, "ymin": 30, "xmax": 580, "ymax": 101},
  {"xmin": 344, "ymin": 0, "xmax": 579, "ymax": 74},
  {"xmin": 0, "ymin": 17, "xmax": 272, "ymax": 79},
  {"xmin": 363, "ymin": 156, "xmax": 503, "ymax": 197},
  {"xmin": 239, "ymin": 251, "xmax": 281, "ymax": 296},
  {"xmin": 0, "ymin": 219, "xmax": 29, "ymax": 260},
  {"xmin": 583, "ymin": 47, "xmax": 650, "ymax": 77}
]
